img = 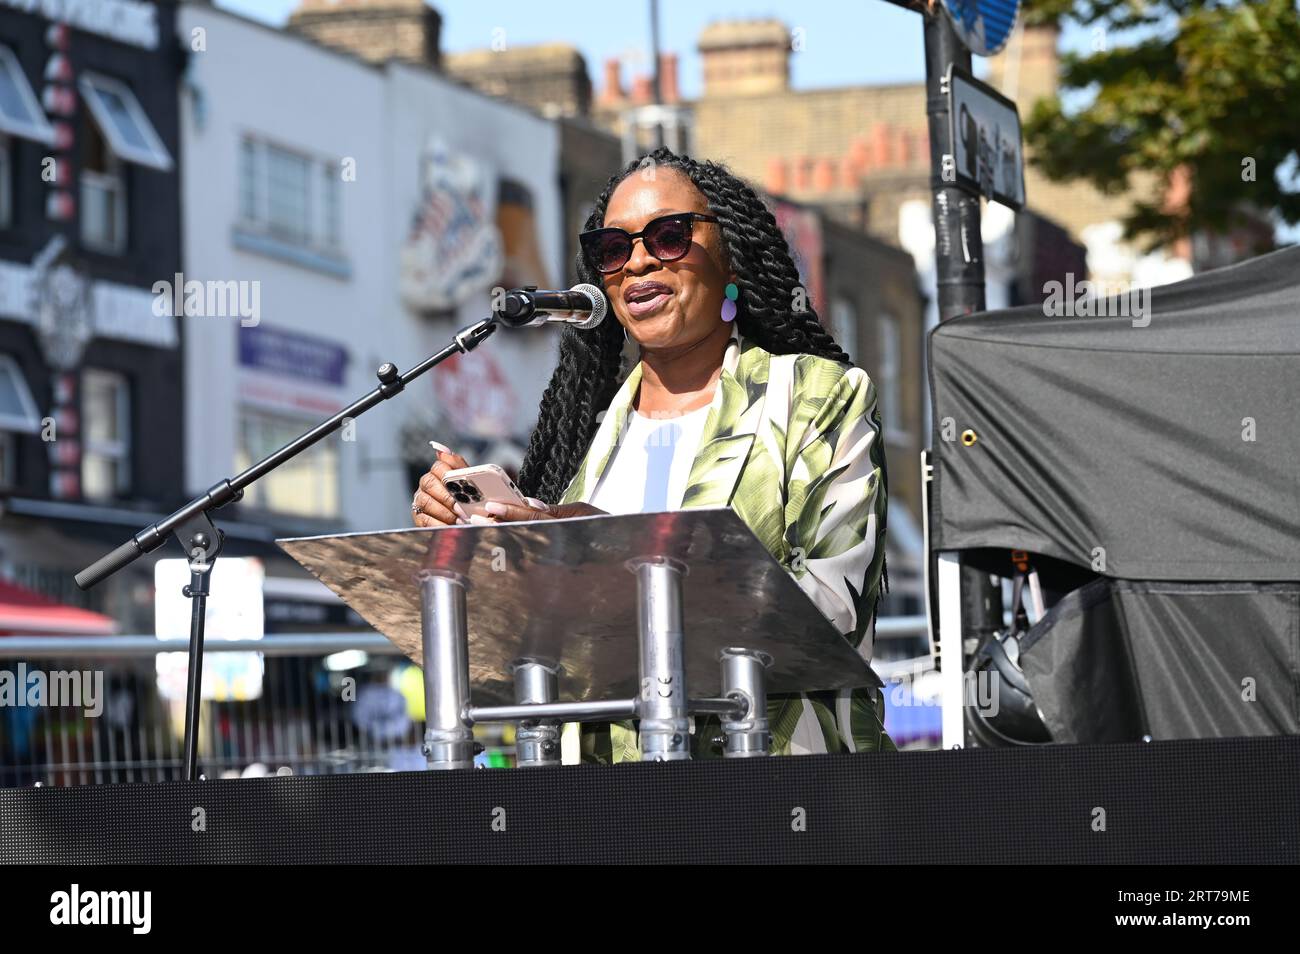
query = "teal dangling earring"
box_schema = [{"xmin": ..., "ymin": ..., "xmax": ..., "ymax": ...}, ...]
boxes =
[{"xmin": 721, "ymin": 282, "xmax": 739, "ymax": 322}]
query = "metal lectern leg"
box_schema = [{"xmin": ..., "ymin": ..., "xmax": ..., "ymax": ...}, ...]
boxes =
[
  {"xmin": 629, "ymin": 557, "xmax": 691, "ymax": 761},
  {"xmin": 511, "ymin": 660, "xmax": 561, "ymax": 767},
  {"xmin": 418, "ymin": 569, "xmax": 475, "ymax": 770},
  {"xmin": 719, "ymin": 649, "xmax": 773, "ymax": 757}
]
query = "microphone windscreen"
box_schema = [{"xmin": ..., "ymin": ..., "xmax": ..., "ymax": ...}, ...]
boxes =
[{"xmin": 570, "ymin": 283, "xmax": 607, "ymax": 330}]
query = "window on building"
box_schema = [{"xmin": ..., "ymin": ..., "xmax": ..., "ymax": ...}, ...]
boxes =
[
  {"xmin": 831, "ymin": 296, "xmax": 859, "ymax": 367},
  {"xmin": 235, "ymin": 408, "xmax": 339, "ymax": 518},
  {"xmin": 239, "ymin": 136, "xmax": 258, "ymax": 222},
  {"xmin": 267, "ymin": 145, "xmax": 311, "ymax": 245},
  {"xmin": 0, "ymin": 354, "xmax": 40, "ymax": 431},
  {"xmin": 238, "ymin": 136, "xmax": 343, "ymax": 252},
  {"xmin": 80, "ymin": 119, "xmax": 127, "ymax": 253},
  {"xmin": 77, "ymin": 73, "xmax": 172, "ymax": 254},
  {"xmin": 321, "ymin": 161, "xmax": 341, "ymax": 247},
  {"xmin": 0, "ymin": 135, "xmax": 11, "ymax": 229},
  {"xmin": 0, "ymin": 431, "xmax": 14, "ymax": 488},
  {"xmin": 78, "ymin": 73, "xmax": 172, "ymax": 171},
  {"xmin": 81, "ymin": 368, "xmax": 132, "ymax": 500},
  {"xmin": 0, "ymin": 45, "xmax": 55, "ymax": 145},
  {"xmin": 0, "ymin": 354, "xmax": 40, "ymax": 488},
  {"xmin": 878, "ymin": 314, "xmax": 905, "ymax": 442}
]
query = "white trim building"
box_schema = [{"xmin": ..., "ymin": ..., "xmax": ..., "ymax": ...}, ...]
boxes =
[{"xmin": 177, "ymin": 4, "xmax": 563, "ymax": 605}]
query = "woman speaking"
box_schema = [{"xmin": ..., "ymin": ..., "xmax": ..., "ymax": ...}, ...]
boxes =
[{"xmin": 412, "ymin": 147, "xmax": 893, "ymax": 760}]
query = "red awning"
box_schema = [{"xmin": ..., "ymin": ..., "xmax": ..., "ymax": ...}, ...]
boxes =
[{"xmin": 0, "ymin": 579, "xmax": 117, "ymax": 636}]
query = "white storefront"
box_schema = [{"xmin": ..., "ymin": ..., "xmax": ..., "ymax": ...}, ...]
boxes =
[{"xmin": 177, "ymin": 4, "xmax": 562, "ymax": 552}]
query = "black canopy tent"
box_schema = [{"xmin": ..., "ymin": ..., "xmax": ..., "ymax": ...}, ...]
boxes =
[{"xmin": 927, "ymin": 245, "xmax": 1300, "ymax": 743}]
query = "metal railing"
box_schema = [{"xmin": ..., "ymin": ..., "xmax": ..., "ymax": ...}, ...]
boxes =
[
  {"xmin": 0, "ymin": 616, "xmax": 933, "ymax": 787},
  {"xmin": 0, "ymin": 633, "xmax": 432, "ymax": 787}
]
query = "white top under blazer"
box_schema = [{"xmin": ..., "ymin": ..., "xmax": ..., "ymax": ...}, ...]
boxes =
[{"xmin": 588, "ymin": 403, "xmax": 712, "ymax": 514}]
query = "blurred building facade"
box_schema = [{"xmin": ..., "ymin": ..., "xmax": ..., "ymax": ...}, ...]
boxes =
[
  {"xmin": 1, "ymin": 1, "xmax": 952, "ymax": 634},
  {"xmin": 675, "ymin": 20, "xmax": 1175, "ymax": 286},
  {"xmin": 178, "ymin": 1, "xmax": 564, "ymax": 618},
  {"xmin": 442, "ymin": 19, "xmax": 930, "ymax": 586},
  {"xmin": 0, "ymin": 0, "xmax": 183, "ymax": 634}
]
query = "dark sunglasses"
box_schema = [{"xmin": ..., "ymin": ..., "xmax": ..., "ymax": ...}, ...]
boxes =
[{"xmin": 579, "ymin": 212, "xmax": 720, "ymax": 274}]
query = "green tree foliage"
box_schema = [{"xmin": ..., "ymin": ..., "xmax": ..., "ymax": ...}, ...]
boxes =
[{"xmin": 1022, "ymin": 0, "xmax": 1300, "ymax": 251}]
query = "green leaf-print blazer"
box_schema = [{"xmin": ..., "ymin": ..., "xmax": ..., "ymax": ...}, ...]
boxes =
[{"xmin": 559, "ymin": 330, "xmax": 895, "ymax": 761}]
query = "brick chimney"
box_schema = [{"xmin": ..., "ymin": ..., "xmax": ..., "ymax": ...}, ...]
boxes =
[
  {"xmin": 839, "ymin": 155, "xmax": 860, "ymax": 190},
  {"xmin": 599, "ymin": 57, "xmax": 624, "ymax": 106},
  {"xmin": 658, "ymin": 51, "xmax": 680, "ymax": 104},
  {"xmin": 987, "ymin": 23, "xmax": 1060, "ymax": 108},
  {"xmin": 288, "ymin": 0, "xmax": 442, "ymax": 68},
  {"xmin": 792, "ymin": 155, "xmax": 812, "ymax": 191},
  {"xmin": 765, "ymin": 157, "xmax": 788, "ymax": 194},
  {"xmin": 444, "ymin": 44, "xmax": 593, "ymax": 117},
  {"xmin": 869, "ymin": 123, "xmax": 894, "ymax": 168},
  {"xmin": 849, "ymin": 136, "xmax": 871, "ymax": 175},
  {"xmin": 812, "ymin": 158, "xmax": 837, "ymax": 192},
  {"xmin": 698, "ymin": 19, "xmax": 791, "ymax": 97},
  {"xmin": 630, "ymin": 74, "xmax": 653, "ymax": 105}
]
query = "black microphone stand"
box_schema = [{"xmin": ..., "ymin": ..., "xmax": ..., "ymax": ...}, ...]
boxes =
[{"xmin": 74, "ymin": 315, "xmax": 500, "ymax": 781}]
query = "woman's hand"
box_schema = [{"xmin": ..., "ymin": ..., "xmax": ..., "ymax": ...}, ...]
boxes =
[
  {"xmin": 411, "ymin": 443, "xmax": 471, "ymax": 527},
  {"xmin": 470, "ymin": 500, "xmax": 607, "ymax": 524},
  {"xmin": 412, "ymin": 444, "xmax": 606, "ymax": 527}
]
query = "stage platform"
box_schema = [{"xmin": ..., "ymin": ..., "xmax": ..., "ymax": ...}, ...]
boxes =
[{"xmin": 2, "ymin": 736, "xmax": 1296, "ymax": 864}]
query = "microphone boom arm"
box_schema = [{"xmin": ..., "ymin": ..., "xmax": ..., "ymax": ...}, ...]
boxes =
[
  {"xmin": 74, "ymin": 313, "xmax": 505, "ymax": 781},
  {"xmin": 74, "ymin": 314, "xmax": 499, "ymax": 591}
]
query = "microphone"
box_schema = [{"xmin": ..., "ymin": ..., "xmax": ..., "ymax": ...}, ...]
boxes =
[{"xmin": 497, "ymin": 284, "xmax": 607, "ymax": 330}]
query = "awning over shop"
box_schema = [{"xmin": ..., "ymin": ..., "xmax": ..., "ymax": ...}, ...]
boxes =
[
  {"xmin": 0, "ymin": 579, "xmax": 116, "ymax": 636},
  {"xmin": 0, "ymin": 45, "xmax": 56, "ymax": 145},
  {"xmin": 78, "ymin": 71, "xmax": 173, "ymax": 171}
]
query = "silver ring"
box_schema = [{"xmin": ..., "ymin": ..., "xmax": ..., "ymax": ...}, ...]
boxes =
[{"xmin": 411, "ymin": 493, "xmax": 421, "ymax": 513}]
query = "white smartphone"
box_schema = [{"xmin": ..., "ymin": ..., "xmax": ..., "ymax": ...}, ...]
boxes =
[{"xmin": 439, "ymin": 462, "xmax": 530, "ymax": 519}]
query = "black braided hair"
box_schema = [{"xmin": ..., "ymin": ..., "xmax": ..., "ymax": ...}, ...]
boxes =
[{"xmin": 516, "ymin": 147, "xmax": 850, "ymax": 504}]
